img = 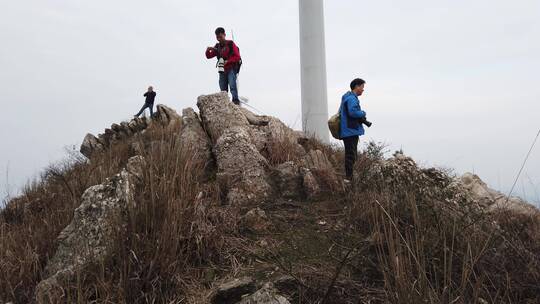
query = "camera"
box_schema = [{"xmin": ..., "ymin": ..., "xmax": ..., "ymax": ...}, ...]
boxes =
[
  {"xmin": 217, "ymin": 58, "xmax": 225, "ymax": 73},
  {"xmin": 360, "ymin": 117, "xmax": 372, "ymax": 128}
]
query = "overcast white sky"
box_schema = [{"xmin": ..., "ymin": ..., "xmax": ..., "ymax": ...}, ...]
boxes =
[{"xmin": 1, "ymin": 0, "xmax": 539, "ymax": 205}]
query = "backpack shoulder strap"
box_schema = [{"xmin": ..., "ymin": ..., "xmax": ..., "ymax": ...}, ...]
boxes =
[{"xmin": 228, "ymin": 40, "xmax": 235, "ymax": 57}]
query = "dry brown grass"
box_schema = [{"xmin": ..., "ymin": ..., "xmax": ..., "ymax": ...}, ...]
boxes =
[
  {"xmin": 342, "ymin": 152, "xmax": 540, "ymax": 304},
  {"xmin": 0, "ymin": 125, "xmax": 242, "ymax": 303},
  {"xmin": 1, "ymin": 129, "xmax": 539, "ymax": 304},
  {"xmin": 54, "ymin": 128, "xmax": 243, "ymax": 303},
  {"xmin": 0, "ymin": 138, "xmax": 132, "ymax": 302}
]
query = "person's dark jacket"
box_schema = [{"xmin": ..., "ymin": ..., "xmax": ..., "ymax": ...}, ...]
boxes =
[
  {"xmin": 144, "ymin": 91, "xmax": 156, "ymax": 104},
  {"xmin": 339, "ymin": 91, "xmax": 366, "ymax": 138}
]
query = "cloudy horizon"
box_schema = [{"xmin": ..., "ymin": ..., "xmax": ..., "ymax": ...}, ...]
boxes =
[{"xmin": 1, "ymin": 0, "xmax": 539, "ymax": 206}]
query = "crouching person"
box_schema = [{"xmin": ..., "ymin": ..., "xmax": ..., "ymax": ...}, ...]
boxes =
[{"xmin": 340, "ymin": 78, "xmax": 367, "ymax": 182}]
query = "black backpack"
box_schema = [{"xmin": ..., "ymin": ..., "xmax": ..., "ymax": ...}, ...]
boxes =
[{"xmin": 215, "ymin": 41, "xmax": 242, "ymax": 73}]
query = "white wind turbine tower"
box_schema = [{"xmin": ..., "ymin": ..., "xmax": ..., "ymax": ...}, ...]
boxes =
[{"xmin": 299, "ymin": 0, "xmax": 329, "ymax": 143}]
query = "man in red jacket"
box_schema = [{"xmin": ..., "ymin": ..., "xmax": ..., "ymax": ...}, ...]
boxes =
[{"xmin": 205, "ymin": 27, "xmax": 242, "ymax": 105}]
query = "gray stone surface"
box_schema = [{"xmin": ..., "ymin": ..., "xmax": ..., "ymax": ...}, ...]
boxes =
[
  {"xmin": 210, "ymin": 276, "xmax": 257, "ymax": 304},
  {"xmin": 241, "ymin": 207, "xmax": 270, "ymax": 232},
  {"xmin": 301, "ymin": 168, "xmax": 321, "ymax": 200},
  {"xmin": 300, "ymin": 150, "xmax": 342, "ymax": 196},
  {"xmin": 178, "ymin": 107, "xmax": 213, "ymax": 172},
  {"xmin": 460, "ymin": 172, "xmax": 539, "ymax": 215},
  {"xmin": 197, "ymin": 92, "xmax": 249, "ymax": 143},
  {"xmin": 80, "ymin": 133, "xmax": 104, "ymax": 158},
  {"xmin": 35, "ymin": 156, "xmax": 146, "ymax": 303},
  {"xmin": 238, "ymin": 283, "xmax": 291, "ymax": 304},
  {"xmin": 214, "ymin": 127, "xmax": 272, "ymax": 206},
  {"xmin": 274, "ymin": 161, "xmax": 303, "ymax": 199},
  {"xmin": 80, "ymin": 104, "xmax": 181, "ymax": 158}
]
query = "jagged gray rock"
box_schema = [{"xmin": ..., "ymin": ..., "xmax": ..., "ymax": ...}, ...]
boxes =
[
  {"xmin": 35, "ymin": 156, "xmax": 146, "ymax": 303},
  {"xmin": 238, "ymin": 283, "xmax": 291, "ymax": 304},
  {"xmin": 239, "ymin": 107, "xmax": 269, "ymax": 126},
  {"xmin": 214, "ymin": 127, "xmax": 272, "ymax": 206},
  {"xmin": 300, "ymin": 150, "xmax": 342, "ymax": 195},
  {"xmin": 178, "ymin": 107, "xmax": 213, "ymax": 172},
  {"xmin": 80, "ymin": 104, "xmax": 181, "ymax": 158},
  {"xmin": 273, "ymin": 161, "xmax": 303, "ymax": 198},
  {"xmin": 196, "ymin": 93, "xmax": 274, "ymax": 205},
  {"xmin": 301, "ymin": 168, "xmax": 321, "ymax": 200},
  {"xmin": 197, "ymin": 92, "xmax": 250, "ymax": 143},
  {"xmin": 264, "ymin": 117, "xmax": 304, "ymax": 155},
  {"xmin": 194, "ymin": 93, "xmax": 341, "ymax": 204},
  {"xmin": 210, "ymin": 276, "xmax": 257, "ymax": 304},
  {"xmin": 370, "ymin": 154, "xmax": 539, "ymax": 216},
  {"xmin": 460, "ymin": 172, "xmax": 538, "ymax": 215},
  {"xmin": 241, "ymin": 207, "xmax": 270, "ymax": 232},
  {"xmin": 80, "ymin": 133, "xmax": 105, "ymax": 158},
  {"xmin": 155, "ymin": 104, "xmax": 182, "ymax": 131}
]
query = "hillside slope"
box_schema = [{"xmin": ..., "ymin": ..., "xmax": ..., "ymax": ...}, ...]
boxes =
[{"xmin": 1, "ymin": 92, "xmax": 539, "ymax": 304}]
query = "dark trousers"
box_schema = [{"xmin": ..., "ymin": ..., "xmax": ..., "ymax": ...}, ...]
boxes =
[
  {"xmin": 343, "ymin": 135, "xmax": 359, "ymax": 179},
  {"xmin": 135, "ymin": 102, "xmax": 154, "ymax": 117}
]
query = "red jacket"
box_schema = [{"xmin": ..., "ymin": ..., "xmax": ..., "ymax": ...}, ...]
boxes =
[{"xmin": 205, "ymin": 40, "xmax": 241, "ymax": 72}]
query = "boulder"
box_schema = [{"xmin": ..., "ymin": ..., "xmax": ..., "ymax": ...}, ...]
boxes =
[
  {"xmin": 238, "ymin": 283, "xmax": 291, "ymax": 304},
  {"xmin": 241, "ymin": 207, "xmax": 270, "ymax": 232},
  {"xmin": 239, "ymin": 107, "xmax": 269, "ymax": 126},
  {"xmin": 273, "ymin": 162, "xmax": 303, "ymax": 199},
  {"xmin": 460, "ymin": 172, "xmax": 539, "ymax": 215},
  {"xmin": 214, "ymin": 127, "xmax": 272, "ymax": 206},
  {"xmin": 178, "ymin": 107, "xmax": 213, "ymax": 172},
  {"xmin": 300, "ymin": 150, "xmax": 342, "ymax": 195},
  {"xmin": 80, "ymin": 133, "xmax": 104, "ymax": 158},
  {"xmin": 272, "ymin": 275, "xmax": 297, "ymax": 296},
  {"xmin": 155, "ymin": 104, "xmax": 182, "ymax": 131},
  {"xmin": 197, "ymin": 92, "xmax": 249, "ymax": 143},
  {"xmin": 79, "ymin": 105, "xmax": 181, "ymax": 158},
  {"xmin": 210, "ymin": 276, "xmax": 257, "ymax": 304},
  {"xmin": 460, "ymin": 173, "xmax": 497, "ymax": 207},
  {"xmin": 262, "ymin": 118, "xmax": 306, "ymax": 162},
  {"xmin": 35, "ymin": 156, "xmax": 146, "ymax": 303},
  {"xmin": 301, "ymin": 168, "xmax": 321, "ymax": 200}
]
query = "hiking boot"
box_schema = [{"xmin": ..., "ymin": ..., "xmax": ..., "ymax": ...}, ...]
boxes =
[{"xmin": 232, "ymin": 99, "xmax": 241, "ymax": 106}]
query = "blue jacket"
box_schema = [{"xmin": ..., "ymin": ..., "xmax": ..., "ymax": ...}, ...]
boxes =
[{"xmin": 339, "ymin": 91, "xmax": 366, "ymax": 138}]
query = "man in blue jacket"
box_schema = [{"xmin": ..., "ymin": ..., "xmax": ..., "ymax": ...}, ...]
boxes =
[{"xmin": 340, "ymin": 78, "xmax": 367, "ymax": 182}]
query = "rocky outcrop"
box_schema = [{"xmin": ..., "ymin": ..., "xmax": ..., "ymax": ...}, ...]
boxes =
[
  {"xmin": 460, "ymin": 172, "xmax": 539, "ymax": 215},
  {"xmin": 80, "ymin": 105, "xmax": 181, "ymax": 158},
  {"xmin": 241, "ymin": 207, "xmax": 270, "ymax": 232},
  {"xmin": 209, "ymin": 278, "xmax": 290, "ymax": 304},
  {"xmin": 197, "ymin": 93, "xmax": 275, "ymax": 205},
  {"xmin": 238, "ymin": 283, "xmax": 290, "ymax": 304},
  {"xmin": 178, "ymin": 107, "xmax": 213, "ymax": 172},
  {"xmin": 214, "ymin": 127, "xmax": 272, "ymax": 206},
  {"xmin": 80, "ymin": 133, "xmax": 105, "ymax": 158},
  {"xmin": 23, "ymin": 92, "xmax": 540, "ymax": 304},
  {"xmin": 300, "ymin": 150, "xmax": 342, "ymax": 195},
  {"xmin": 35, "ymin": 156, "xmax": 146, "ymax": 303},
  {"xmin": 210, "ymin": 277, "xmax": 257, "ymax": 304},
  {"xmin": 369, "ymin": 153, "xmax": 539, "ymax": 216},
  {"xmin": 370, "ymin": 153, "xmax": 457, "ymax": 201},
  {"xmin": 196, "ymin": 92, "xmax": 341, "ymax": 204},
  {"xmin": 155, "ymin": 104, "xmax": 182, "ymax": 131},
  {"xmin": 273, "ymin": 162, "xmax": 303, "ymax": 199},
  {"xmin": 197, "ymin": 92, "xmax": 250, "ymax": 143}
]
